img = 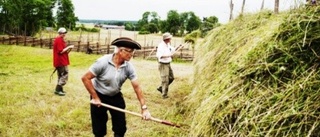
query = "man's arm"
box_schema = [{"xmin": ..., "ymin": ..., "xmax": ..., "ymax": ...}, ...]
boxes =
[
  {"xmin": 131, "ymin": 79, "xmax": 151, "ymax": 120},
  {"xmin": 131, "ymin": 79, "xmax": 146, "ymax": 106},
  {"xmin": 81, "ymin": 71, "xmax": 101, "ymax": 106},
  {"xmin": 61, "ymin": 45, "xmax": 74, "ymax": 54}
]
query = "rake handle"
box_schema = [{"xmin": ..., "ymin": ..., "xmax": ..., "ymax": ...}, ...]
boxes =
[{"xmin": 99, "ymin": 103, "xmax": 180, "ymax": 128}]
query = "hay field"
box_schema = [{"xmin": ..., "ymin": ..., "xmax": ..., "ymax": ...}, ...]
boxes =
[
  {"xmin": 0, "ymin": 45, "xmax": 193, "ymax": 137},
  {"xmin": 184, "ymin": 8, "xmax": 320, "ymax": 136}
]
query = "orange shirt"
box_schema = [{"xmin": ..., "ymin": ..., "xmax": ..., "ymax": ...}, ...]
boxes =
[{"xmin": 53, "ymin": 36, "xmax": 69, "ymax": 67}]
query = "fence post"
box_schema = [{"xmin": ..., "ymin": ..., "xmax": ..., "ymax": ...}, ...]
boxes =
[
  {"xmin": 77, "ymin": 41, "xmax": 80, "ymax": 52},
  {"xmin": 40, "ymin": 38, "xmax": 43, "ymax": 48},
  {"xmin": 144, "ymin": 35, "xmax": 146, "ymax": 47},
  {"xmin": 96, "ymin": 42, "xmax": 100, "ymax": 54},
  {"xmin": 180, "ymin": 48, "xmax": 183, "ymax": 59},
  {"xmin": 49, "ymin": 38, "xmax": 52, "ymax": 49},
  {"xmin": 143, "ymin": 47, "xmax": 146, "ymax": 59},
  {"xmin": 16, "ymin": 37, "xmax": 19, "ymax": 45},
  {"xmin": 8, "ymin": 36, "xmax": 11, "ymax": 45},
  {"xmin": 24, "ymin": 37, "xmax": 27, "ymax": 46},
  {"xmin": 32, "ymin": 37, "xmax": 35, "ymax": 47},
  {"xmin": 87, "ymin": 41, "xmax": 90, "ymax": 53},
  {"xmin": 106, "ymin": 37, "xmax": 110, "ymax": 54},
  {"xmin": 192, "ymin": 47, "xmax": 195, "ymax": 61}
]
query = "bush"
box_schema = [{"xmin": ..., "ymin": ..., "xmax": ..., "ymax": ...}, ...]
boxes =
[
  {"xmin": 184, "ymin": 30, "xmax": 201, "ymax": 44},
  {"xmin": 138, "ymin": 31, "xmax": 150, "ymax": 35},
  {"xmin": 89, "ymin": 28, "xmax": 100, "ymax": 32}
]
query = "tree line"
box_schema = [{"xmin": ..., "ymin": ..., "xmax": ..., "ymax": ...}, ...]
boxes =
[
  {"xmin": 87, "ymin": 10, "xmax": 220, "ymax": 38},
  {"xmin": 0, "ymin": 0, "xmax": 77, "ymax": 36},
  {"xmin": 0, "ymin": 0, "xmax": 220, "ymax": 37},
  {"xmin": 90, "ymin": 11, "xmax": 220, "ymax": 39},
  {"xmin": 129, "ymin": 11, "xmax": 220, "ymax": 38},
  {"xmin": 0, "ymin": 0, "xmax": 308, "ymax": 38}
]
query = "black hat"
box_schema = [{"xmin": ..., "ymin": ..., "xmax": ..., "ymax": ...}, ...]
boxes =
[{"xmin": 111, "ymin": 37, "xmax": 141, "ymax": 50}]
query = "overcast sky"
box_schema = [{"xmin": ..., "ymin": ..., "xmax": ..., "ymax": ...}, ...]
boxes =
[{"xmin": 71, "ymin": 0, "xmax": 305, "ymax": 24}]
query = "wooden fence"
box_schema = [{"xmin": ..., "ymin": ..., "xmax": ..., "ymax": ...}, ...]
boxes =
[{"xmin": 0, "ymin": 36, "xmax": 194, "ymax": 61}]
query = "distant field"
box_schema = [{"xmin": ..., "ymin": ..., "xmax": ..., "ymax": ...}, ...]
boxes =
[
  {"xmin": 68, "ymin": 29, "xmax": 186, "ymax": 48},
  {"xmin": 37, "ymin": 23, "xmax": 194, "ymax": 48}
]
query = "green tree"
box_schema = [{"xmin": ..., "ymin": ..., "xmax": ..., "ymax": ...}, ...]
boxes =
[
  {"xmin": 165, "ymin": 10, "xmax": 180, "ymax": 36},
  {"xmin": 159, "ymin": 20, "xmax": 169, "ymax": 34},
  {"xmin": 124, "ymin": 22, "xmax": 136, "ymax": 31},
  {"xmin": 43, "ymin": 0, "xmax": 56, "ymax": 28},
  {"xmin": 178, "ymin": 11, "xmax": 201, "ymax": 36},
  {"xmin": 0, "ymin": 0, "xmax": 10, "ymax": 34},
  {"xmin": 0, "ymin": 0, "xmax": 6, "ymax": 34},
  {"xmin": 178, "ymin": 12, "xmax": 189, "ymax": 36},
  {"xmin": 186, "ymin": 12, "xmax": 201, "ymax": 34},
  {"xmin": 56, "ymin": 0, "xmax": 78, "ymax": 30},
  {"xmin": 146, "ymin": 23, "xmax": 158, "ymax": 33},
  {"xmin": 137, "ymin": 11, "xmax": 160, "ymax": 33},
  {"xmin": 201, "ymin": 16, "xmax": 220, "ymax": 37},
  {"xmin": 149, "ymin": 11, "xmax": 160, "ymax": 33},
  {"xmin": 0, "ymin": 0, "xmax": 56, "ymax": 36},
  {"xmin": 137, "ymin": 11, "xmax": 150, "ymax": 31}
]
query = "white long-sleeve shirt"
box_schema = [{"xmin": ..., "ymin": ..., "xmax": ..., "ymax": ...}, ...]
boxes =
[{"xmin": 156, "ymin": 41, "xmax": 175, "ymax": 63}]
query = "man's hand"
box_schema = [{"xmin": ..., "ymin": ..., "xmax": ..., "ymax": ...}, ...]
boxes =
[
  {"xmin": 90, "ymin": 98, "xmax": 102, "ymax": 107},
  {"xmin": 68, "ymin": 45, "xmax": 74, "ymax": 49},
  {"xmin": 142, "ymin": 109, "xmax": 152, "ymax": 120},
  {"xmin": 61, "ymin": 45, "xmax": 75, "ymax": 53},
  {"xmin": 66, "ymin": 45, "xmax": 74, "ymax": 53}
]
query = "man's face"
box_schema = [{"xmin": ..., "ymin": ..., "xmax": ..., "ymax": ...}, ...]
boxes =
[
  {"xmin": 119, "ymin": 47, "xmax": 135, "ymax": 61},
  {"xmin": 60, "ymin": 32, "xmax": 67, "ymax": 38},
  {"xmin": 164, "ymin": 38, "xmax": 171, "ymax": 43}
]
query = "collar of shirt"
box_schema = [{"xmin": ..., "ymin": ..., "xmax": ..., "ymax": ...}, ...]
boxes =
[{"xmin": 108, "ymin": 53, "xmax": 128, "ymax": 68}]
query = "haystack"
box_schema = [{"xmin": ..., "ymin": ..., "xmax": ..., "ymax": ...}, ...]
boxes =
[{"xmin": 184, "ymin": 6, "xmax": 320, "ymax": 137}]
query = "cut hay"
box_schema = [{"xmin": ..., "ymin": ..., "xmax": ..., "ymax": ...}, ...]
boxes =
[{"xmin": 184, "ymin": 7, "xmax": 320, "ymax": 137}]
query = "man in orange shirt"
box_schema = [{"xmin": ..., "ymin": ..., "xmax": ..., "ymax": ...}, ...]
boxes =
[{"xmin": 53, "ymin": 27, "xmax": 74, "ymax": 96}]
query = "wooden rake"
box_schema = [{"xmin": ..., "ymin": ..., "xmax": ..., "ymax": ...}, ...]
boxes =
[
  {"xmin": 98, "ymin": 103, "xmax": 181, "ymax": 128},
  {"xmin": 172, "ymin": 42, "xmax": 190, "ymax": 55}
]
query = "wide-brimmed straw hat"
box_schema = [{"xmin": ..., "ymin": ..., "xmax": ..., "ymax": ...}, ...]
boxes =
[
  {"xmin": 163, "ymin": 32, "xmax": 172, "ymax": 40},
  {"xmin": 111, "ymin": 37, "xmax": 141, "ymax": 50},
  {"xmin": 57, "ymin": 27, "xmax": 67, "ymax": 34}
]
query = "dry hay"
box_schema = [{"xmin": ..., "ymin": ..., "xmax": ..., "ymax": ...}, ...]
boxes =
[{"xmin": 183, "ymin": 7, "xmax": 320, "ymax": 137}]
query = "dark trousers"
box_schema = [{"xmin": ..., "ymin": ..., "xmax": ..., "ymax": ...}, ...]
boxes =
[
  {"xmin": 91, "ymin": 91, "xmax": 127, "ymax": 137},
  {"xmin": 55, "ymin": 66, "xmax": 68, "ymax": 91},
  {"xmin": 56, "ymin": 66, "xmax": 68, "ymax": 86}
]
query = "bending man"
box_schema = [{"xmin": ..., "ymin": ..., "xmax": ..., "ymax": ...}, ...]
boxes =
[{"xmin": 81, "ymin": 37, "xmax": 151, "ymax": 137}]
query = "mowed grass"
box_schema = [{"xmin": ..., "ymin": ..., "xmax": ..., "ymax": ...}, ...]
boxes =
[{"xmin": 0, "ymin": 45, "xmax": 193, "ymax": 137}]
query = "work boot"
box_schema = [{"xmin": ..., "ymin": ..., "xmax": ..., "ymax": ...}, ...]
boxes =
[
  {"xmin": 54, "ymin": 85, "xmax": 65, "ymax": 96},
  {"xmin": 114, "ymin": 133, "xmax": 124, "ymax": 137},
  {"xmin": 157, "ymin": 86, "xmax": 162, "ymax": 93},
  {"xmin": 54, "ymin": 90, "xmax": 65, "ymax": 96},
  {"xmin": 162, "ymin": 95, "xmax": 169, "ymax": 99}
]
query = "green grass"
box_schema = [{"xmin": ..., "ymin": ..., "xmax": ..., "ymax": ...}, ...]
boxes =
[{"xmin": 0, "ymin": 45, "xmax": 193, "ymax": 137}]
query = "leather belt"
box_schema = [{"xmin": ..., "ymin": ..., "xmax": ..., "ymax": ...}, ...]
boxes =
[{"xmin": 159, "ymin": 62, "xmax": 170, "ymax": 64}]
